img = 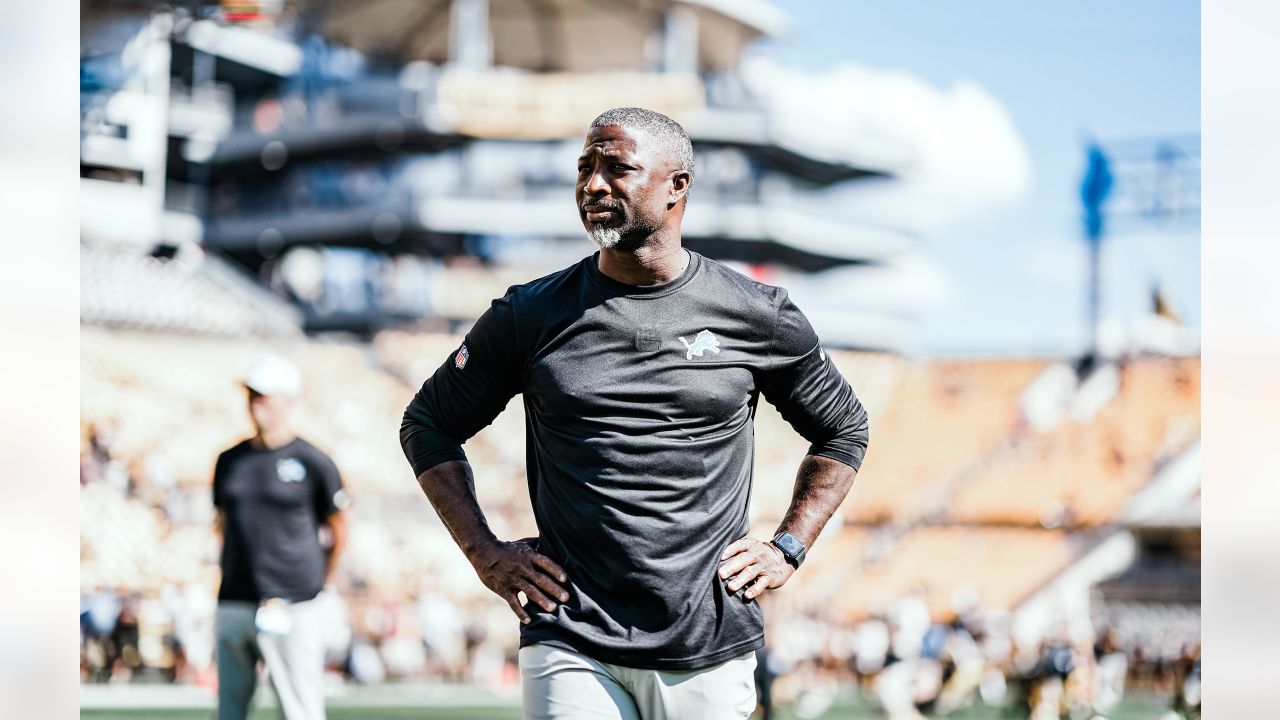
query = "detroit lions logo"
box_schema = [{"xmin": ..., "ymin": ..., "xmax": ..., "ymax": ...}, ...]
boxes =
[{"xmin": 678, "ymin": 329, "xmax": 721, "ymax": 360}]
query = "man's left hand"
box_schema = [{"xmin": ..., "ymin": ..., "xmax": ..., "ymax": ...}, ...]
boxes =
[{"xmin": 718, "ymin": 536, "xmax": 795, "ymax": 601}]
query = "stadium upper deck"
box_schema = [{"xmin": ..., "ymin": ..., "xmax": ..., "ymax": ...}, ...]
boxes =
[{"xmin": 81, "ymin": 0, "xmax": 1028, "ymax": 351}]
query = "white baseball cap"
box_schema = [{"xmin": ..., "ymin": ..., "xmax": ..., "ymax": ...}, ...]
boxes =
[{"xmin": 243, "ymin": 353, "xmax": 302, "ymax": 397}]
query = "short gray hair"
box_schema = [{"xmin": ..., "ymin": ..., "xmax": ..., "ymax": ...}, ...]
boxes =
[{"xmin": 590, "ymin": 107, "xmax": 695, "ymax": 183}]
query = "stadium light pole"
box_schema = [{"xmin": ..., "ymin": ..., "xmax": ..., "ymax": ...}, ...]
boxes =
[{"xmin": 1080, "ymin": 141, "xmax": 1113, "ymax": 374}]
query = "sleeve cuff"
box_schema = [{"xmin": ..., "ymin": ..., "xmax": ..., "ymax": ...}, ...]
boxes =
[
  {"xmin": 410, "ymin": 446, "xmax": 469, "ymax": 478},
  {"xmin": 806, "ymin": 444, "xmax": 866, "ymax": 473}
]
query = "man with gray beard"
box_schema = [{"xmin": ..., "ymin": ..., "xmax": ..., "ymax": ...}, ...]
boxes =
[{"xmin": 401, "ymin": 107, "xmax": 869, "ymax": 719}]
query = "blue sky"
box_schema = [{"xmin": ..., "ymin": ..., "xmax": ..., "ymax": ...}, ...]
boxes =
[{"xmin": 760, "ymin": 1, "xmax": 1201, "ymax": 356}]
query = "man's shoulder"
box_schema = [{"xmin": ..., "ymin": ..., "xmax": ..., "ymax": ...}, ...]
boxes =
[
  {"xmin": 218, "ymin": 439, "xmax": 254, "ymax": 462},
  {"xmin": 288, "ymin": 438, "xmax": 337, "ymax": 467},
  {"xmin": 694, "ymin": 252, "xmax": 788, "ymax": 313},
  {"xmin": 696, "ymin": 253, "xmax": 821, "ymax": 354},
  {"xmin": 503, "ymin": 255, "xmax": 590, "ymax": 306}
]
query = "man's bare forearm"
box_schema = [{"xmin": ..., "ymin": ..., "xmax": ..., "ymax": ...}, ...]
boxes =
[
  {"xmin": 719, "ymin": 454, "xmax": 857, "ymax": 598},
  {"xmin": 775, "ymin": 454, "xmax": 857, "ymax": 548},
  {"xmin": 323, "ymin": 510, "xmax": 348, "ymax": 584},
  {"xmin": 415, "ymin": 459, "xmax": 500, "ymax": 563},
  {"xmin": 414, "ymin": 459, "xmax": 571, "ymax": 622}
]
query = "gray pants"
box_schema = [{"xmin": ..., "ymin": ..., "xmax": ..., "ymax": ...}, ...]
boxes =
[
  {"xmin": 216, "ymin": 599, "xmax": 326, "ymax": 720},
  {"xmin": 519, "ymin": 643, "xmax": 757, "ymax": 720}
]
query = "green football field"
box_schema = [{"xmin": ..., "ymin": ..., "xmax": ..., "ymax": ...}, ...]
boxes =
[{"xmin": 80, "ymin": 686, "xmax": 1176, "ymax": 720}]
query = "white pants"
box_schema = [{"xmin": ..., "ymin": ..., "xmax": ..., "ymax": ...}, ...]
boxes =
[
  {"xmin": 519, "ymin": 643, "xmax": 757, "ymax": 720},
  {"xmin": 216, "ymin": 599, "xmax": 326, "ymax": 720}
]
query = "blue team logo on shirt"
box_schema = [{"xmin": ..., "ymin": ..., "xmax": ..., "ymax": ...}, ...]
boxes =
[
  {"xmin": 678, "ymin": 330, "xmax": 721, "ymax": 360},
  {"xmin": 276, "ymin": 458, "xmax": 307, "ymax": 483}
]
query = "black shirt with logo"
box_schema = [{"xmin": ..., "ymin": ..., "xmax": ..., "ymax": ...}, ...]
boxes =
[
  {"xmin": 401, "ymin": 249, "xmax": 870, "ymax": 670},
  {"xmin": 213, "ymin": 437, "xmax": 345, "ymax": 603}
]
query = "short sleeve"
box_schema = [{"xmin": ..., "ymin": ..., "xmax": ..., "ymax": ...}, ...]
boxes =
[
  {"xmin": 400, "ymin": 289, "xmax": 526, "ymax": 477},
  {"xmin": 310, "ymin": 449, "xmax": 348, "ymax": 520},
  {"xmin": 757, "ymin": 289, "xmax": 870, "ymax": 471},
  {"xmin": 212, "ymin": 451, "xmax": 227, "ymax": 509}
]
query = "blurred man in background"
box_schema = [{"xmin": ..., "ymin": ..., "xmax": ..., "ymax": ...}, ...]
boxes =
[
  {"xmin": 401, "ymin": 107, "xmax": 869, "ymax": 719},
  {"xmin": 214, "ymin": 355, "xmax": 350, "ymax": 720}
]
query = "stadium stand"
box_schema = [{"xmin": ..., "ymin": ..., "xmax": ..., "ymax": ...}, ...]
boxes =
[
  {"xmin": 949, "ymin": 357, "xmax": 1200, "ymax": 526},
  {"xmin": 80, "ymin": 244, "xmax": 301, "ymax": 337},
  {"xmin": 81, "ymin": 319, "xmax": 1200, "ymax": 702},
  {"xmin": 843, "ymin": 359, "xmax": 1050, "ymax": 524},
  {"xmin": 832, "ymin": 526, "xmax": 1076, "ymax": 622},
  {"xmin": 80, "ymin": 323, "xmax": 544, "ymax": 683}
]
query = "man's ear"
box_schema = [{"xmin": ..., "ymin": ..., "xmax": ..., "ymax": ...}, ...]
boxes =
[{"xmin": 669, "ymin": 170, "xmax": 692, "ymax": 207}]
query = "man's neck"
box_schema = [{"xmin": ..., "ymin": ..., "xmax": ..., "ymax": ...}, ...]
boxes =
[
  {"xmin": 598, "ymin": 234, "xmax": 689, "ymax": 287},
  {"xmin": 253, "ymin": 429, "xmax": 296, "ymax": 450}
]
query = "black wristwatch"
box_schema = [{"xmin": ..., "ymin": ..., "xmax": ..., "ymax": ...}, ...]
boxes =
[{"xmin": 771, "ymin": 531, "xmax": 807, "ymax": 569}]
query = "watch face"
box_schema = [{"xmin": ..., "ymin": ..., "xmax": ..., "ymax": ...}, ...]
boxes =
[{"xmin": 776, "ymin": 533, "xmax": 803, "ymax": 557}]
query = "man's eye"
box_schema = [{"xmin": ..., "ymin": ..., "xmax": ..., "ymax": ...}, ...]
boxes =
[{"xmin": 611, "ymin": 164, "xmax": 629, "ymax": 172}]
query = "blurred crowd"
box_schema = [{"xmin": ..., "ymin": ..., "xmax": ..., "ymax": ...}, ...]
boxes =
[
  {"xmin": 80, "ymin": 325, "xmax": 1200, "ymax": 718},
  {"xmin": 80, "ymin": 425, "xmax": 523, "ymax": 689},
  {"xmin": 759, "ymin": 595, "xmax": 1199, "ymax": 719}
]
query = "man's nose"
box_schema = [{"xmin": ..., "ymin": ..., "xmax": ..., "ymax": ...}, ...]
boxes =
[{"xmin": 584, "ymin": 168, "xmax": 610, "ymax": 196}]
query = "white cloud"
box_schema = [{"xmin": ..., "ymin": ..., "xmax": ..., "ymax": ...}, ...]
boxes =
[{"xmin": 739, "ymin": 57, "xmax": 1033, "ymax": 233}]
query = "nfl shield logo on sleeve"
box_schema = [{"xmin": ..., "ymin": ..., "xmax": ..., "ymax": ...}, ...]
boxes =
[{"xmin": 454, "ymin": 344, "xmax": 469, "ymax": 369}]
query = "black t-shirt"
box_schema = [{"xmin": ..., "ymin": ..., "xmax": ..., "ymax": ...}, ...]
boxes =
[
  {"xmin": 213, "ymin": 437, "xmax": 346, "ymax": 603},
  {"xmin": 401, "ymin": 249, "xmax": 869, "ymax": 670}
]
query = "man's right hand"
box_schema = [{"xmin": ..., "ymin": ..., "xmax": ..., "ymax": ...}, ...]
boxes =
[{"xmin": 470, "ymin": 537, "xmax": 570, "ymax": 624}]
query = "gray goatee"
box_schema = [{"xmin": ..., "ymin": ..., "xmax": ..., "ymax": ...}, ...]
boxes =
[{"xmin": 588, "ymin": 225, "xmax": 622, "ymax": 249}]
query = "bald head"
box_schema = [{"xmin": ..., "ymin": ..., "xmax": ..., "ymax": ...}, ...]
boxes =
[{"xmin": 590, "ymin": 107, "xmax": 694, "ymax": 188}]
